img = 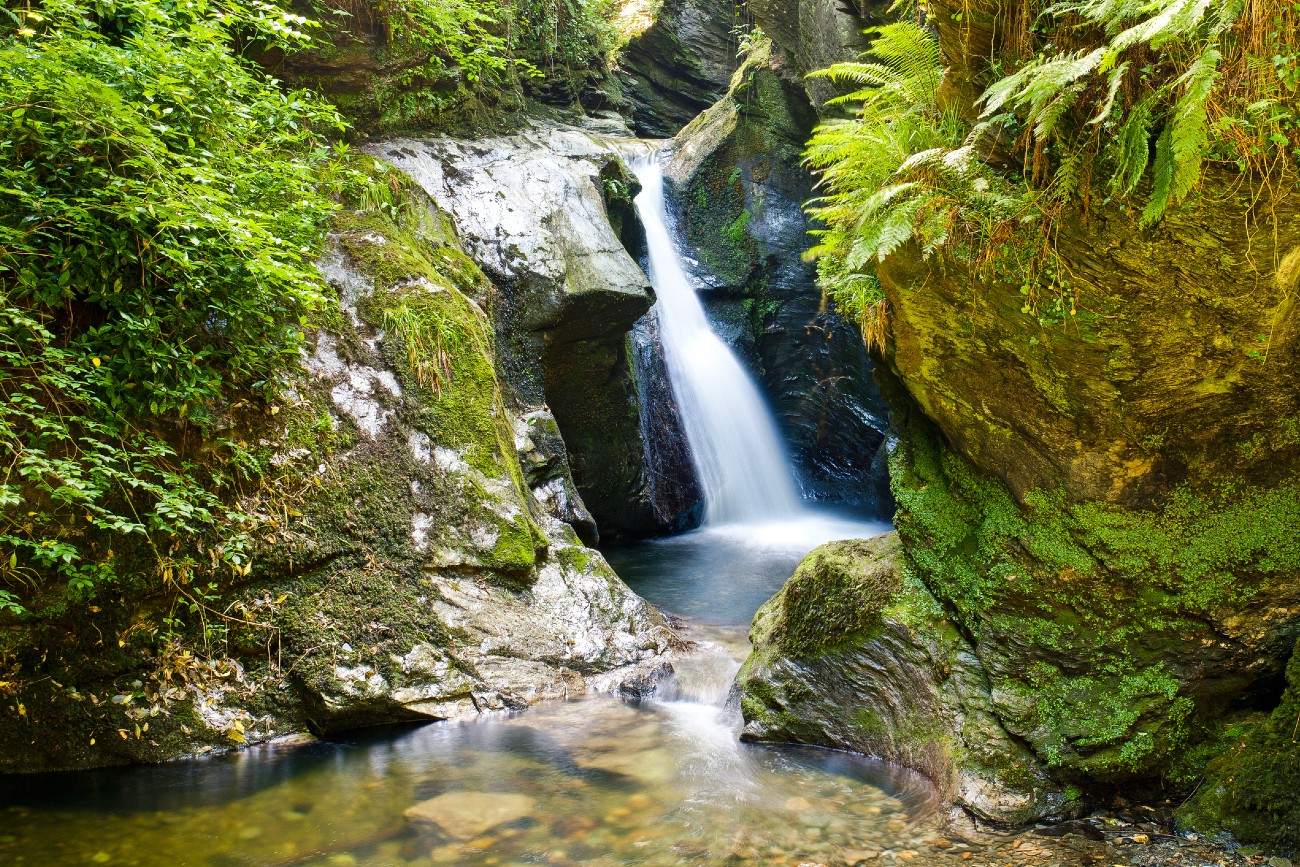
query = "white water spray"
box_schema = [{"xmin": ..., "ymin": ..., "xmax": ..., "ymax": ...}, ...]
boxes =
[{"xmin": 631, "ymin": 157, "xmax": 804, "ymax": 526}]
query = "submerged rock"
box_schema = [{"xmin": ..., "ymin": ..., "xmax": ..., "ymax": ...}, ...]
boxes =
[
  {"xmin": 405, "ymin": 791, "xmax": 536, "ymax": 840},
  {"xmin": 737, "ymin": 534, "xmax": 1063, "ymax": 823}
]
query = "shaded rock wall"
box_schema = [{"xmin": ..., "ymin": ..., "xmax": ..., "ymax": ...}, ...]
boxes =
[
  {"xmin": 629, "ymin": 312, "xmax": 706, "ymax": 532},
  {"xmin": 618, "ymin": 0, "xmax": 743, "ymax": 137},
  {"xmin": 747, "ymin": 0, "xmax": 883, "ymax": 107},
  {"xmin": 664, "ymin": 42, "xmax": 892, "ymax": 506},
  {"xmin": 1181, "ymin": 635, "xmax": 1300, "ymax": 855}
]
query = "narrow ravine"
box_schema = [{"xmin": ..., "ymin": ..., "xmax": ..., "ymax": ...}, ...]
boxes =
[{"xmin": 0, "ymin": 146, "xmax": 927, "ymax": 867}]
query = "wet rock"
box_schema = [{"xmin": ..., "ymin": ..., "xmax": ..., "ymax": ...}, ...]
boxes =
[
  {"xmin": 618, "ymin": 0, "xmax": 742, "ymax": 137},
  {"xmin": 737, "ymin": 533, "xmax": 1063, "ymax": 824},
  {"xmin": 628, "ymin": 312, "xmax": 705, "ymax": 531},
  {"xmin": 405, "ymin": 791, "xmax": 536, "ymax": 840},
  {"xmin": 576, "ymin": 746, "xmax": 677, "ymax": 784},
  {"xmin": 664, "ymin": 40, "xmax": 891, "ymax": 506},
  {"xmin": 618, "ymin": 660, "xmax": 675, "ymax": 699}
]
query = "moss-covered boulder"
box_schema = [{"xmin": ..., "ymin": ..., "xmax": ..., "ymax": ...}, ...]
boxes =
[
  {"xmin": 0, "ymin": 171, "xmax": 672, "ymax": 774},
  {"xmin": 664, "ymin": 41, "xmax": 892, "ymax": 506},
  {"xmin": 1178, "ymin": 635, "xmax": 1300, "ymax": 856},
  {"xmin": 738, "ymin": 533, "xmax": 1064, "ymax": 823},
  {"xmin": 872, "ymin": 159, "xmax": 1300, "ymax": 783}
]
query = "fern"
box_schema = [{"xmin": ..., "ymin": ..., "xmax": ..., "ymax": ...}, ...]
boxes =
[
  {"xmin": 1113, "ymin": 96, "xmax": 1157, "ymax": 195},
  {"xmin": 804, "ymin": 22, "xmax": 1029, "ymax": 345},
  {"xmin": 977, "ymin": 0, "xmax": 1277, "ymax": 224}
]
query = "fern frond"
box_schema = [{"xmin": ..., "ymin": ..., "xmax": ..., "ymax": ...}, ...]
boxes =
[{"xmin": 1111, "ymin": 96, "xmax": 1156, "ymax": 195}]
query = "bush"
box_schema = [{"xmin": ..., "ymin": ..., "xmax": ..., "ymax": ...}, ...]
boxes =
[{"xmin": 0, "ymin": 0, "xmax": 345, "ymax": 613}]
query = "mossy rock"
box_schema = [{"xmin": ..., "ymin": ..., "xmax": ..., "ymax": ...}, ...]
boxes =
[
  {"xmin": 883, "ymin": 374, "xmax": 1300, "ymax": 784},
  {"xmin": 767, "ymin": 536, "xmax": 903, "ymax": 657},
  {"xmin": 1179, "ymin": 635, "xmax": 1300, "ymax": 856},
  {"xmin": 0, "ymin": 160, "xmax": 671, "ymax": 772},
  {"xmin": 738, "ymin": 532, "xmax": 1065, "ymax": 823}
]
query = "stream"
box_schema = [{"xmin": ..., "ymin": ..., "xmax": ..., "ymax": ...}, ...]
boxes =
[
  {"xmin": 0, "ymin": 515, "xmax": 933, "ymax": 867},
  {"xmin": 0, "ymin": 153, "xmax": 933, "ymax": 866}
]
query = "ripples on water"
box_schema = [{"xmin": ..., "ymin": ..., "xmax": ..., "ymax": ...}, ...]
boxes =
[{"xmin": 0, "ymin": 513, "xmax": 925, "ymax": 867}]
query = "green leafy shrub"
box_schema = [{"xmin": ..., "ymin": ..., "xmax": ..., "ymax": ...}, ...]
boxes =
[
  {"xmin": 313, "ymin": 0, "xmax": 515, "ymax": 82},
  {"xmin": 314, "ymin": 0, "xmax": 618, "ymax": 96},
  {"xmin": 977, "ymin": 0, "xmax": 1300, "ymax": 225},
  {"xmin": 0, "ymin": 0, "xmax": 345, "ymax": 614}
]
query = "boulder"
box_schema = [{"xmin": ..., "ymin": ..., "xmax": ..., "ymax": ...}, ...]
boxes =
[
  {"xmin": 372, "ymin": 122, "xmax": 681, "ymax": 540},
  {"xmin": 738, "ymin": 534, "xmax": 1064, "ymax": 823}
]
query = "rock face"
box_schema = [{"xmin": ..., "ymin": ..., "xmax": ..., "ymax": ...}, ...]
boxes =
[
  {"xmin": 372, "ymin": 121, "xmax": 696, "ymax": 539},
  {"xmin": 630, "ymin": 313, "xmax": 706, "ymax": 532},
  {"xmin": 0, "ymin": 174, "xmax": 672, "ymax": 774},
  {"xmin": 663, "ymin": 41, "xmax": 891, "ymax": 505},
  {"xmin": 747, "ymin": 0, "xmax": 883, "ymax": 107},
  {"xmin": 878, "ymin": 175, "xmax": 1300, "ymax": 785},
  {"xmin": 618, "ymin": 0, "xmax": 743, "ymax": 137},
  {"xmin": 1180, "ymin": 635, "xmax": 1300, "ymax": 856},
  {"xmin": 406, "ymin": 791, "xmax": 537, "ymax": 839},
  {"xmin": 738, "ymin": 534, "xmax": 1064, "ymax": 824}
]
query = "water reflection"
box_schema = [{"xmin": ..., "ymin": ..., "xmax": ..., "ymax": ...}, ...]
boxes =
[{"xmin": 0, "ymin": 686, "xmax": 930, "ymax": 866}]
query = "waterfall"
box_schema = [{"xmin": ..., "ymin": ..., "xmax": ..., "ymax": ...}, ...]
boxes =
[{"xmin": 630, "ymin": 156, "xmax": 804, "ymax": 526}]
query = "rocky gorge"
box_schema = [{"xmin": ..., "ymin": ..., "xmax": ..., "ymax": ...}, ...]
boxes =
[{"xmin": 1, "ymin": 0, "xmax": 1298, "ymax": 863}]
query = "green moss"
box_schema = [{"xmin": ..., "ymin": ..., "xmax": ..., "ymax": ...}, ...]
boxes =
[
  {"xmin": 1180, "ymin": 637, "xmax": 1300, "ymax": 855},
  {"xmin": 553, "ymin": 545, "xmax": 594, "ymax": 574},
  {"xmin": 768, "ymin": 537, "xmax": 903, "ymax": 658},
  {"xmin": 725, "ymin": 208, "xmax": 752, "ymax": 246},
  {"xmin": 890, "ymin": 408, "xmax": 1300, "ymax": 780}
]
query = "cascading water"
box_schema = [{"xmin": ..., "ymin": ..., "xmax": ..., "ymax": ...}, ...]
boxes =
[{"xmin": 631, "ymin": 156, "xmax": 803, "ymax": 526}]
